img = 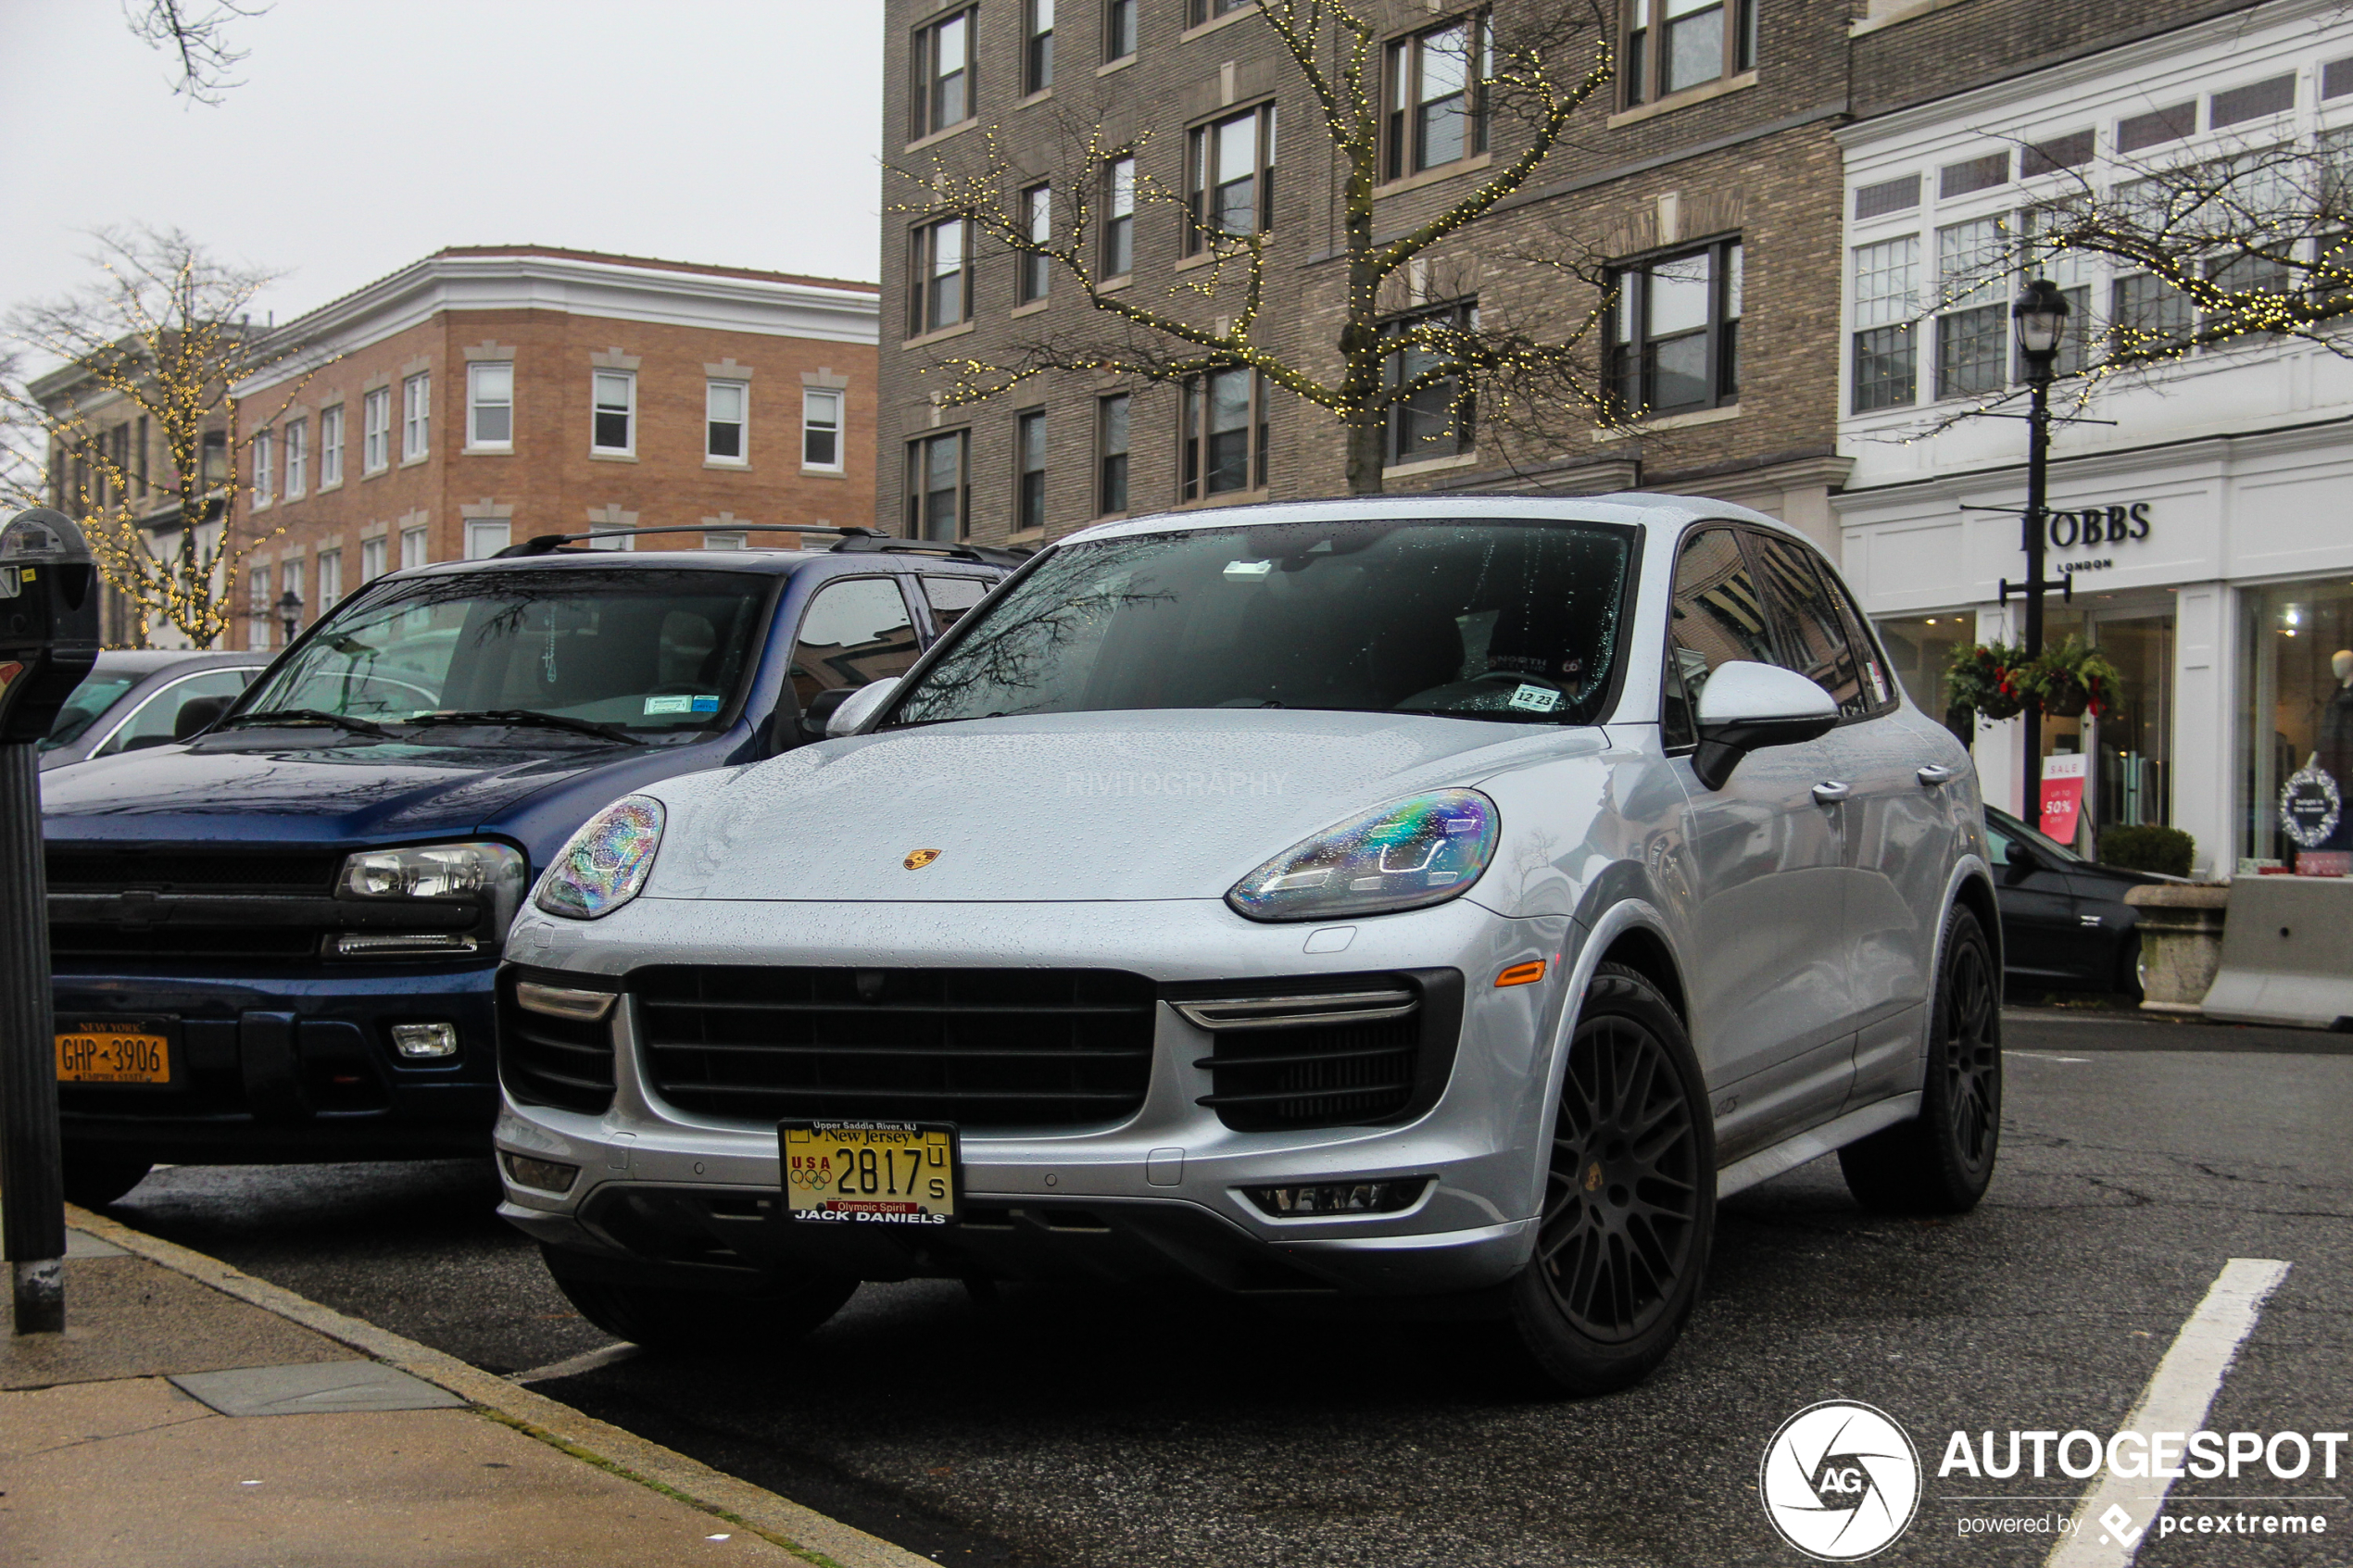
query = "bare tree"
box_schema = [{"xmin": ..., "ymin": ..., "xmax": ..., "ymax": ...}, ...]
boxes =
[
  {"xmin": 890, "ymin": 0, "xmax": 1629, "ymax": 495},
  {"xmin": 1, "ymin": 227, "xmax": 317, "ymax": 647},
  {"xmin": 123, "ymin": 0, "xmax": 270, "ymax": 106}
]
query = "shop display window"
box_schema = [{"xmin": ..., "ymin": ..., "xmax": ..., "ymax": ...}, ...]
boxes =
[{"xmin": 2241, "ymin": 579, "xmax": 2353, "ymax": 872}]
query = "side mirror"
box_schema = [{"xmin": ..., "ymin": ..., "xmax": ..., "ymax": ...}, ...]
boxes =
[
  {"xmin": 172, "ymin": 694, "xmax": 234, "ymax": 741},
  {"xmin": 827, "ymin": 677, "xmax": 903, "ymax": 738},
  {"xmin": 1690, "ymin": 660, "xmax": 1839, "ymax": 791}
]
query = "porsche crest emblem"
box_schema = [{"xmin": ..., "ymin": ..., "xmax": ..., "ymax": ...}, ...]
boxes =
[{"xmin": 903, "ymin": 848, "xmax": 942, "ymax": 871}]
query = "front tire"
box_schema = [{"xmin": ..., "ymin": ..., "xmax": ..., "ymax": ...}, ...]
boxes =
[
  {"xmin": 1839, "ymin": 906, "xmax": 2002, "ymax": 1213},
  {"xmin": 552, "ymin": 1271, "xmax": 859, "ymax": 1355},
  {"xmin": 1508, "ymin": 962, "xmax": 1715, "ymax": 1396}
]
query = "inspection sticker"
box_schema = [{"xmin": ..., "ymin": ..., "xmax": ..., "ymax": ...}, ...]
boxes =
[
  {"xmin": 1508, "ymin": 683, "xmax": 1561, "ymax": 712},
  {"xmin": 1224, "ymin": 559, "xmax": 1273, "ymax": 579},
  {"xmin": 644, "ymin": 695, "xmax": 691, "ymax": 714}
]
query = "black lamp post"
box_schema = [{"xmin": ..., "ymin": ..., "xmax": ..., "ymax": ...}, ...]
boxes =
[
  {"xmin": 2007, "ymin": 276, "xmax": 2072, "ymax": 837},
  {"xmin": 275, "ymin": 586, "xmax": 303, "ymax": 646}
]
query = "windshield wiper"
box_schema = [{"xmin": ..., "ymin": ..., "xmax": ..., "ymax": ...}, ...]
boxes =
[
  {"xmin": 401, "ymin": 709, "xmax": 644, "ymax": 746},
  {"xmin": 220, "ymin": 709, "xmax": 397, "ymax": 738}
]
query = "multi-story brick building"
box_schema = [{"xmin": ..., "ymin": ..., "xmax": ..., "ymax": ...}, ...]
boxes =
[
  {"xmin": 877, "ymin": 0, "xmax": 1865, "ymax": 553},
  {"xmin": 233, "ymin": 247, "xmax": 878, "ymax": 650}
]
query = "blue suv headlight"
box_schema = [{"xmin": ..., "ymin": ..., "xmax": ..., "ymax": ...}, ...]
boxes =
[
  {"xmin": 1226, "ymin": 789, "xmax": 1498, "ymax": 922},
  {"xmin": 536, "ymin": 797, "xmax": 665, "ymax": 920}
]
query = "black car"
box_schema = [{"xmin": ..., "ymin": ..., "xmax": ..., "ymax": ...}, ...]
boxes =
[
  {"xmin": 1984, "ymin": 804, "xmax": 2171, "ymax": 998},
  {"xmin": 38, "ymin": 650, "xmax": 268, "ymax": 771}
]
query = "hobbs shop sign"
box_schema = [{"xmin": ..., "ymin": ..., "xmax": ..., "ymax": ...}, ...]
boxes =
[{"xmin": 2045, "ymin": 501, "xmax": 2152, "ymax": 575}]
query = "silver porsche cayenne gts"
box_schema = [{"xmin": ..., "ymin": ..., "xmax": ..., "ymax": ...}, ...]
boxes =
[{"xmin": 493, "ymin": 495, "xmax": 1999, "ymax": 1393}]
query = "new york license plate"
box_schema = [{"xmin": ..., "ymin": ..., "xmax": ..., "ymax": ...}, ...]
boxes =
[
  {"xmin": 57, "ymin": 1022, "xmax": 172, "ymax": 1085},
  {"xmin": 780, "ymin": 1121, "xmax": 958, "ymax": 1226}
]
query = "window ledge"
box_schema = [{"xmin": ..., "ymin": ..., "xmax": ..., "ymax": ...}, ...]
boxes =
[
  {"xmin": 1098, "ymin": 273, "xmax": 1135, "ymax": 294},
  {"xmin": 703, "ymin": 458, "xmax": 749, "ymax": 470},
  {"xmin": 251, "ymin": 498, "xmax": 271, "ymax": 511},
  {"xmin": 1006, "ymin": 525, "xmax": 1046, "ymax": 543},
  {"xmin": 316, "ymin": 480, "xmax": 343, "ymax": 495},
  {"xmin": 1178, "ymin": 4, "xmax": 1259, "ymax": 44},
  {"xmin": 800, "ymin": 467, "xmax": 849, "ymax": 480},
  {"xmin": 904, "ymin": 119, "xmax": 978, "ymax": 155},
  {"xmin": 901, "ymin": 319, "xmax": 978, "ymax": 350},
  {"xmin": 1011, "ymin": 297, "xmax": 1051, "ymax": 318},
  {"xmin": 398, "ymin": 454, "xmax": 431, "ymax": 469},
  {"xmin": 1377, "ymin": 152, "xmax": 1492, "ymax": 199},
  {"xmin": 1592, "ymin": 402, "xmax": 1741, "ymax": 440},
  {"xmin": 1849, "ymin": 0, "xmax": 1972, "ymax": 38},
  {"xmin": 1174, "ymin": 487, "xmax": 1269, "ymax": 511},
  {"xmin": 1096, "ymin": 55, "xmax": 1136, "ymax": 77},
  {"xmin": 1606, "ymin": 70, "xmax": 1757, "ymax": 130},
  {"xmin": 1382, "ymin": 450, "xmax": 1479, "ymax": 478},
  {"xmin": 360, "ymin": 467, "xmax": 387, "ymax": 482},
  {"xmin": 1017, "ymin": 87, "xmax": 1053, "ymax": 108},
  {"xmin": 463, "ymin": 445, "xmax": 512, "ymax": 457},
  {"xmin": 588, "ymin": 450, "xmax": 640, "ymax": 463}
]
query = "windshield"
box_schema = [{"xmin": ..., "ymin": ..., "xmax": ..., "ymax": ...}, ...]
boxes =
[
  {"xmin": 890, "ymin": 518, "xmax": 1633, "ymax": 728},
  {"xmin": 1985, "ymin": 805, "xmax": 2085, "ymax": 864},
  {"xmin": 235, "ymin": 569, "xmax": 774, "ymax": 734},
  {"xmin": 40, "ymin": 671, "xmax": 140, "ymax": 750}
]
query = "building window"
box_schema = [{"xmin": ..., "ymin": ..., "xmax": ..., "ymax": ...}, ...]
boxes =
[
  {"xmin": 401, "ymin": 524, "xmax": 429, "ymax": 570},
  {"xmin": 704, "ymin": 531, "xmax": 748, "ymax": 550},
  {"xmin": 2209, "ymin": 73, "xmax": 2294, "ymax": 130},
  {"xmin": 1385, "ymin": 16, "xmax": 1487, "ymax": 181},
  {"xmin": 1188, "ymin": 103, "xmax": 1277, "ymax": 249},
  {"xmin": 401, "ymin": 371, "xmax": 430, "ymax": 460},
  {"xmin": 1097, "ymin": 393, "xmax": 1129, "ymax": 514},
  {"xmin": 2020, "ymin": 131, "xmax": 2094, "ymax": 178},
  {"xmin": 1181, "ymin": 369, "xmax": 1269, "ymax": 500},
  {"xmin": 282, "ymin": 561, "xmax": 303, "ymax": 632},
  {"xmin": 251, "ymin": 430, "xmax": 273, "ymax": 506},
  {"xmin": 1610, "ymin": 239, "xmax": 1741, "ymax": 416},
  {"xmin": 707, "ymin": 380, "xmax": 748, "ymax": 462},
  {"xmin": 2201, "ymin": 252, "xmax": 2292, "ymax": 349},
  {"xmin": 360, "ymin": 535, "xmax": 386, "ymax": 583},
  {"xmin": 1933, "ymin": 218, "xmax": 2008, "ymax": 400},
  {"xmin": 907, "ymin": 431, "xmax": 970, "ymax": 542},
  {"xmin": 468, "ymin": 362, "xmax": 513, "ymax": 449},
  {"xmin": 1025, "ymin": 0, "xmax": 1054, "ymax": 94},
  {"xmin": 1384, "ymin": 300, "xmax": 1477, "ymax": 464},
  {"xmin": 912, "ymin": 217, "xmax": 973, "ymax": 335},
  {"xmin": 283, "ymin": 419, "xmax": 307, "ymax": 498},
  {"xmin": 1103, "ymin": 0, "xmax": 1136, "ymax": 60},
  {"xmin": 2017, "ymin": 211, "xmax": 2091, "ymax": 380},
  {"xmin": 912, "ymin": 7, "xmax": 975, "ymax": 139},
  {"xmin": 362, "ymin": 388, "xmax": 391, "ymax": 473},
  {"xmin": 803, "ymin": 387, "xmax": 843, "ymax": 470},
  {"xmin": 1189, "ymin": 0, "xmax": 1252, "ymax": 23},
  {"xmin": 317, "ymin": 547, "xmax": 342, "ymax": 607},
  {"xmin": 1850, "ymin": 234, "xmax": 1919, "ymax": 413},
  {"xmin": 1622, "ymin": 0, "xmax": 1755, "ymax": 109},
  {"xmin": 592, "ymin": 370, "xmax": 635, "ymax": 453},
  {"xmin": 320, "ymin": 405, "xmax": 343, "ymax": 486},
  {"xmin": 1102, "ymin": 156, "xmax": 1136, "ymax": 277},
  {"xmin": 2117, "ymin": 102, "xmax": 2195, "ymax": 155},
  {"xmin": 1016, "ymin": 409, "xmax": 1047, "ymax": 532},
  {"xmin": 465, "ymin": 521, "xmax": 510, "ymax": 559},
  {"xmin": 1020, "ymin": 183, "xmax": 1052, "ymax": 303},
  {"xmin": 2241, "ymin": 578, "xmax": 2353, "ymax": 869},
  {"xmin": 2110, "ymin": 272, "xmax": 2193, "ymax": 358}
]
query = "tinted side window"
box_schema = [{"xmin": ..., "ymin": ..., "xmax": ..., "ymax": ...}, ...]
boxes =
[
  {"xmin": 919, "ymin": 574, "xmax": 991, "ymax": 633},
  {"xmin": 1750, "ymin": 533, "xmax": 1867, "ymax": 719},
  {"xmin": 1665, "ymin": 526, "xmax": 1779, "ymax": 747},
  {"xmin": 98, "ymin": 670, "xmax": 256, "ymax": 756},
  {"xmin": 1824, "ymin": 571, "xmax": 1896, "ymax": 714},
  {"xmin": 787, "ymin": 577, "xmax": 921, "ymax": 709}
]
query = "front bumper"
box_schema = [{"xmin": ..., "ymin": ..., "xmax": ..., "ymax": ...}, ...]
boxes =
[
  {"xmin": 53, "ymin": 963, "xmax": 501, "ymax": 1162},
  {"xmin": 496, "ymin": 896, "xmax": 1578, "ymax": 1296}
]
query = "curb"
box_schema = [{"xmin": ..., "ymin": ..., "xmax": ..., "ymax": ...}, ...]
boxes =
[{"xmin": 63, "ymin": 1203, "xmax": 937, "ymax": 1568}]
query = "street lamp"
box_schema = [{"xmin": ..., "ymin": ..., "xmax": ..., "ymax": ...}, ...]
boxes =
[
  {"xmin": 275, "ymin": 586, "xmax": 303, "ymax": 646},
  {"xmin": 2007, "ymin": 276, "xmax": 2072, "ymax": 837}
]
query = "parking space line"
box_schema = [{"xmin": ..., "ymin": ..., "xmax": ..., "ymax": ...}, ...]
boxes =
[
  {"xmin": 2045, "ymin": 1258, "xmax": 2293, "ymax": 1568},
  {"xmin": 510, "ymin": 1342, "xmax": 641, "ymax": 1384}
]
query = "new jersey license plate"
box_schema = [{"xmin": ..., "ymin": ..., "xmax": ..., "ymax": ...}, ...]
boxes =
[
  {"xmin": 57, "ymin": 1022, "xmax": 172, "ymax": 1085},
  {"xmin": 780, "ymin": 1121, "xmax": 958, "ymax": 1226}
]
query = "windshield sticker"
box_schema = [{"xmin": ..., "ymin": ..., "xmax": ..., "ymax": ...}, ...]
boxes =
[
  {"xmin": 1508, "ymin": 684, "xmax": 1562, "ymax": 713},
  {"xmin": 644, "ymin": 695, "xmax": 692, "ymax": 715},
  {"xmin": 1224, "ymin": 559, "xmax": 1273, "ymax": 579},
  {"xmin": 690, "ymin": 695, "xmax": 720, "ymax": 713}
]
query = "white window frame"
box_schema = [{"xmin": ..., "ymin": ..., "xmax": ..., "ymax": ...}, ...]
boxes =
[
  {"xmin": 284, "ymin": 419, "xmax": 308, "ymax": 499},
  {"xmin": 319, "ymin": 405, "xmax": 344, "ymax": 487},
  {"xmin": 401, "ymin": 371, "xmax": 431, "ymax": 461},
  {"xmin": 592, "ymin": 370, "xmax": 636, "ymax": 455},
  {"xmin": 316, "ymin": 547, "xmax": 342, "ymax": 607},
  {"xmin": 360, "ymin": 534, "xmax": 386, "ymax": 582},
  {"xmin": 706, "ymin": 379, "xmax": 749, "ymax": 465},
  {"xmin": 465, "ymin": 520, "xmax": 511, "ymax": 559},
  {"xmin": 467, "ymin": 361, "xmax": 514, "ymax": 452},
  {"xmin": 362, "ymin": 388, "xmax": 392, "ymax": 474},
  {"xmin": 801, "ymin": 388, "xmax": 844, "ymax": 472},
  {"xmin": 400, "ymin": 524, "xmax": 429, "ymax": 570},
  {"xmin": 703, "ymin": 531, "xmax": 748, "ymax": 550},
  {"xmin": 251, "ymin": 430, "xmax": 274, "ymax": 507}
]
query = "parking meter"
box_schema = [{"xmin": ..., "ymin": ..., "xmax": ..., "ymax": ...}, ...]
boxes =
[{"xmin": 1, "ymin": 507, "xmax": 98, "ymax": 1335}]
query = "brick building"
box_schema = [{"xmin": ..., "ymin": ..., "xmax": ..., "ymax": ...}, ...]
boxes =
[
  {"xmin": 876, "ymin": 0, "xmax": 1867, "ymax": 553},
  {"xmin": 232, "ymin": 247, "xmax": 878, "ymax": 650}
]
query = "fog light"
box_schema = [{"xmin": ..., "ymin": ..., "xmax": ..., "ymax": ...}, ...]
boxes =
[
  {"xmin": 391, "ymin": 1022, "xmax": 459, "ymax": 1059},
  {"xmin": 336, "ymin": 933, "xmax": 479, "ymax": 957},
  {"xmin": 501, "ymin": 1151, "xmax": 578, "ymax": 1194},
  {"xmin": 1242, "ymin": 1177, "xmax": 1429, "ymax": 1217}
]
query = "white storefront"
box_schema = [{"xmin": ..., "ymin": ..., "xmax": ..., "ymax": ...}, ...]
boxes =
[{"xmin": 1831, "ymin": 0, "xmax": 2353, "ymax": 877}]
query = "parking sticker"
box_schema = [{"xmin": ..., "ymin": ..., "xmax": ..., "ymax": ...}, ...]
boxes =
[{"xmin": 1508, "ymin": 683, "xmax": 1561, "ymax": 712}]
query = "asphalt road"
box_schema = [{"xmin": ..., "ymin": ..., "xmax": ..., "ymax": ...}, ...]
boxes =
[{"xmin": 97, "ymin": 1008, "xmax": 2353, "ymax": 1568}]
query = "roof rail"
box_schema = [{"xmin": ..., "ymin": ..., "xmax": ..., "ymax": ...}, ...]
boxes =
[
  {"xmin": 492, "ymin": 523, "xmax": 882, "ymax": 558},
  {"xmin": 828, "ymin": 535, "xmax": 1033, "ymax": 568}
]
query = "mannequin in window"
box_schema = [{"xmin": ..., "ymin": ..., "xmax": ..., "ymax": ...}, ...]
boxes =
[{"xmin": 2320, "ymin": 649, "xmax": 2353, "ymax": 847}]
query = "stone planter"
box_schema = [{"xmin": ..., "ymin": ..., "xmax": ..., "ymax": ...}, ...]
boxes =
[{"xmin": 2124, "ymin": 884, "xmax": 2229, "ymax": 1015}]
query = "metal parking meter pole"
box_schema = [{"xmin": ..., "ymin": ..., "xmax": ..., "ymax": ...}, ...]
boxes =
[{"xmin": 0, "ymin": 509, "xmax": 101, "ymax": 1335}]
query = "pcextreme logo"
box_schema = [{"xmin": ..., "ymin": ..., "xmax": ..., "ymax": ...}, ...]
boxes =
[{"xmin": 1760, "ymin": 1401, "xmax": 1923, "ymax": 1561}]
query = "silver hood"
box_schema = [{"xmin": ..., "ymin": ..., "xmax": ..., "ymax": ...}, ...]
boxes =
[{"xmin": 639, "ymin": 709, "xmax": 1600, "ymax": 904}]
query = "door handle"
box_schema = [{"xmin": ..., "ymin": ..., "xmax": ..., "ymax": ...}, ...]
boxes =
[
  {"xmin": 1917, "ymin": 765, "xmax": 1956, "ymax": 787},
  {"xmin": 1812, "ymin": 781, "xmax": 1852, "ymax": 805}
]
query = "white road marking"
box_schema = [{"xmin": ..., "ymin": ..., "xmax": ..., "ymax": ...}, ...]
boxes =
[
  {"xmin": 508, "ymin": 1341, "xmax": 640, "ymax": 1384},
  {"xmin": 2006, "ymin": 1052, "xmax": 2092, "ymax": 1063},
  {"xmin": 2045, "ymin": 1258, "xmax": 2293, "ymax": 1568}
]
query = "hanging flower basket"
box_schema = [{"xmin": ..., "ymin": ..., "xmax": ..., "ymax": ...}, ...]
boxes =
[
  {"xmin": 1944, "ymin": 642, "xmax": 2026, "ymax": 722},
  {"xmin": 2016, "ymin": 637, "xmax": 2123, "ymax": 721}
]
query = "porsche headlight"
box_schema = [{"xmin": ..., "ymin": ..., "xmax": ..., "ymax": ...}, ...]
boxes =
[
  {"xmin": 1226, "ymin": 789, "xmax": 1498, "ymax": 922},
  {"xmin": 535, "ymin": 797, "xmax": 665, "ymax": 920}
]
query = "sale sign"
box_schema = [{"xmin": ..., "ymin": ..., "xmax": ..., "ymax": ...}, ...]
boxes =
[{"xmin": 2040, "ymin": 753, "xmax": 2089, "ymax": 847}]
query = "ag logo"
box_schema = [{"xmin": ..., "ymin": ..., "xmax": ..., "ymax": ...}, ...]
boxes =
[
  {"xmin": 903, "ymin": 848, "xmax": 941, "ymax": 870},
  {"xmin": 1759, "ymin": 1401, "xmax": 1920, "ymax": 1561}
]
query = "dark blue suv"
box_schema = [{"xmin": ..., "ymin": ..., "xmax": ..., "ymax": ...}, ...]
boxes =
[{"xmin": 41, "ymin": 528, "xmax": 1013, "ymax": 1205}]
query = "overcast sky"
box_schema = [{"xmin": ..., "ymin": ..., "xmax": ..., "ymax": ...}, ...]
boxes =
[{"xmin": 0, "ymin": 1, "xmax": 885, "ymax": 330}]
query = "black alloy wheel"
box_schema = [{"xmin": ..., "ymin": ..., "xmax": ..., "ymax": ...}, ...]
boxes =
[
  {"xmin": 1509, "ymin": 962, "xmax": 1715, "ymax": 1394},
  {"xmin": 1840, "ymin": 906, "xmax": 2002, "ymax": 1213}
]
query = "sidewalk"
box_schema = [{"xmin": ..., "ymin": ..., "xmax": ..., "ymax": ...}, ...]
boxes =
[{"xmin": 2, "ymin": 1207, "xmax": 934, "ymax": 1568}]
